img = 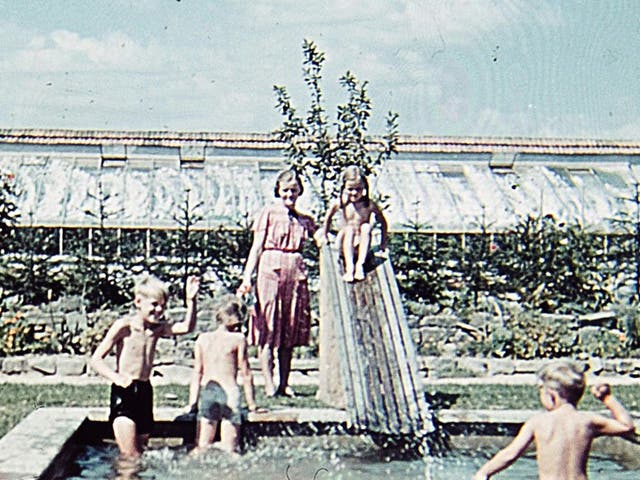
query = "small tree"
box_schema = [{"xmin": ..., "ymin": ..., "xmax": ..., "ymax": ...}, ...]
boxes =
[
  {"xmin": 12, "ymin": 212, "xmax": 61, "ymax": 305},
  {"xmin": 170, "ymin": 188, "xmax": 204, "ymax": 305},
  {"xmin": 274, "ymin": 39, "xmax": 399, "ymax": 211},
  {"xmin": 493, "ymin": 215, "xmax": 611, "ymax": 313},
  {"xmin": 0, "ymin": 169, "xmax": 19, "ymax": 247},
  {"xmin": 609, "ymin": 183, "xmax": 640, "ymax": 300},
  {"xmin": 75, "ymin": 179, "xmax": 128, "ymax": 308},
  {"xmin": 0, "ymin": 169, "xmax": 19, "ymax": 304}
]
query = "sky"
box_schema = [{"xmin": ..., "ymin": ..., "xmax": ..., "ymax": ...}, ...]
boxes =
[{"xmin": 1, "ymin": 0, "xmax": 639, "ymax": 140}]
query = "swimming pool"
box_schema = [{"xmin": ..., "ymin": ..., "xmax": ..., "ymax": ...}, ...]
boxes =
[
  {"xmin": 67, "ymin": 434, "xmax": 640, "ymax": 480},
  {"xmin": 2, "ymin": 407, "xmax": 638, "ymax": 479}
]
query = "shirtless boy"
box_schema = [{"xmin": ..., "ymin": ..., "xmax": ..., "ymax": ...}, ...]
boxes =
[
  {"xmin": 474, "ymin": 359, "xmax": 635, "ymax": 480},
  {"xmin": 319, "ymin": 165, "xmax": 388, "ymax": 282},
  {"xmin": 90, "ymin": 274, "xmax": 200, "ymax": 458},
  {"xmin": 186, "ymin": 294, "xmax": 262, "ymax": 454}
]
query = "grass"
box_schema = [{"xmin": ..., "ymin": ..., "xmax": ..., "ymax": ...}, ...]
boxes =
[
  {"xmin": 0, "ymin": 383, "xmax": 323, "ymax": 439},
  {"xmin": 3, "ymin": 383, "xmax": 640, "ymax": 439},
  {"xmin": 424, "ymin": 384, "xmax": 640, "ymax": 411}
]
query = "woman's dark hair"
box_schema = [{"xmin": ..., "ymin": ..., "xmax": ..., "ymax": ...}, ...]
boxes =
[{"xmin": 274, "ymin": 169, "xmax": 304, "ymax": 197}]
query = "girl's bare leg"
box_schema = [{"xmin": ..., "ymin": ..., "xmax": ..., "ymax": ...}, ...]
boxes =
[
  {"xmin": 342, "ymin": 228, "xmax": 356, "ymax": 282},
  {"xmin": 354, "ymin": 223, "xmax": 372, "ymax": 281},
  {"xmin": 260, "ymin": 345, "xmax": 276, "ymax": 396}
]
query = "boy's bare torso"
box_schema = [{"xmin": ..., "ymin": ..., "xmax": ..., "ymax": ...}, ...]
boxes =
[
  {"xmin": 531, "ymin": 405, "xmax": 594, "ymax": 480},
  {"xmin": 115, "ymin": 316, "xmax": 166, "ymax": 382},
  {"xmin": 197, "ymin": 329, "xmax": 243, "ymax": 389}
]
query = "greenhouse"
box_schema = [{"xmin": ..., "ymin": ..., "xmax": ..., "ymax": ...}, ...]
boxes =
[{"xmin": 1, "ymin": 128, "xmax": 640, "ymax": 238}]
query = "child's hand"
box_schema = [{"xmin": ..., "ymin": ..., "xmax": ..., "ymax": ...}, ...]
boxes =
[
  {"xmin": 115, "ymin": 373, "xmax": 133, "ymax": 388},
  {"xmin": 591, "ymin": 383, "xmax": 612, "ymax": 401},
  {"xmin": 236, "ymin": 281, "xmax": 251, "ymax": 297},
  {"xmin": 313, "ymin": 230, "xmax": 327, "ymax": 247},
  {"xmin": 183, "ymin": 403, "xmax": 197, "ymax": 415},
  {"xmin": 185, "ymin": 276, "xmax": 200, "ymax": 301},
  {"xmin": 248, "ymin": 405, "xmax": 267, "ymax": 414}
]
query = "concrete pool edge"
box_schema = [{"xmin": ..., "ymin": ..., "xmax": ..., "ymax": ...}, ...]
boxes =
[{"xmin": 1, "ymin": 407, "xmax": 638, "ymax": 479}]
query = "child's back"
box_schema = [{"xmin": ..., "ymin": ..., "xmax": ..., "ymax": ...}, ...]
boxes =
[
  {"xmin": 474, "ymin": 361, "xmax": 634, "ymax": 480},
  {"xmin": 196, "ymin": 329, "xmax": 245, "ymax": 388},
  {"xmin": 187, "ymin": 295, "xmax": 259, "ymax": 454},
  {"xmin": 526, "ymin": 405, "xmax": 596, "ymax": 480}
]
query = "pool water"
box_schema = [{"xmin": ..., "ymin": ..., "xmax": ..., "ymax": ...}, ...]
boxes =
[{"xmin": 66, "ymin": 435, "xmax": 640, "ymax": 480}]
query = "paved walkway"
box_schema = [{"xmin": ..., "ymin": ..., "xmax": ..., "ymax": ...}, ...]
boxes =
[{"xmin": 2, "ymin": 362, "xmax": 640, "ymax": 387}]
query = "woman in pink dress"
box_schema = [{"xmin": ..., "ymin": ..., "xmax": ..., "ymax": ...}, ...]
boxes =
[{"xmin": 237, "ymin": 170, "xmax": 317, "ymax": 397}]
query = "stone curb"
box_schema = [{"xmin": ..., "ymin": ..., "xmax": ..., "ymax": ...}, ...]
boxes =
[{"xmin": 4, "ymin": 354, "xmax": 640, "ymax": 385}]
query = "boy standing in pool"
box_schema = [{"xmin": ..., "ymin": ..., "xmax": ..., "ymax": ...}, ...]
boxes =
[
  {"xmin": 473, "ymin": 359, "xmax": 635, "ymax": 480},
  {"xmin": 185, "ymin": 294, "xmax": 263, "ymax": 455},
  {"xmin": 91, "ymin": 274, "xmax": 200, "ymax": 458}
]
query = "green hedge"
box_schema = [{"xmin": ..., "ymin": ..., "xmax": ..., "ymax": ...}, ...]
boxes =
[{"xmin": 1, "ymin": 214, "xmax": 640, "ymax": 359}]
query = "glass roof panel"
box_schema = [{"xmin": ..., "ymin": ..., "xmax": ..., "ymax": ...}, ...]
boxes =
[{"xmin": 4, "ymin": 138, "xmax": 640, "ymax": 233}]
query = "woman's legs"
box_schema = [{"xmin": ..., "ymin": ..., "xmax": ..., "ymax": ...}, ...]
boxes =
[
  {"xmin": 276, "ymin": 346, "xmax": 293, "ymax": 396},
  {"xmin": 260, "ymin": 345, "xmax": 276, "ymax": 396}
]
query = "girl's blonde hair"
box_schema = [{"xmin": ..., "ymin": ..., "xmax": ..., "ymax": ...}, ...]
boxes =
[
  {"xmin": 134, "ymin": 274, "xmax": 169, "ymax": 302},
  {"xmin": 537, "ymin": 360, "xmax": 586, "ymax": 405},
  {"xmin": 340, "ymin": 165, "xmax": 370, "ymax": 206}
]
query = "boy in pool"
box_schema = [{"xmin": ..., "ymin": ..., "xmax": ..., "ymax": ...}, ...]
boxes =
[
  {"xmin": 319, "ymin": 165, "xmax": 388, "ymax": 282},
  {"xmin": 473, "ymin": 359, "xmax": 635, "ymax": 480},
  {"xmin": 185, "ymin": 294, "xmax": 264, "ymax": 455},
  {"xmin": 90, "ymin": 274, "xmax": 200, "ymax": 458}
]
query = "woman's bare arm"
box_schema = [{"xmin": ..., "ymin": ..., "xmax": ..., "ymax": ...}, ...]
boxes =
[{"xmin": 237, "ymin": 229, "xmax": 266, "ymax": 295}]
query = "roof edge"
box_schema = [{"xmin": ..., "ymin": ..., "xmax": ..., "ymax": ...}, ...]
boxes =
[{"xmin": 0, "ymin": 128, "xmax": 639, "ymax": 155}]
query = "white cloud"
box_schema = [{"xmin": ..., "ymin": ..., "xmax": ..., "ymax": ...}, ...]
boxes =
[
  {"xmin": 2, "ymin": 29, "xmax": 168, "ymax": 73},
  {"xmin": 243, "ymin": 0, "xmax": 561, "ymax": 48}
]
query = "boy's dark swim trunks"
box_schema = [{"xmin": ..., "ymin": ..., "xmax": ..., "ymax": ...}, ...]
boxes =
[{"xmin": 109, "ymin": 379, "xmax": 154, "ymax": 434}]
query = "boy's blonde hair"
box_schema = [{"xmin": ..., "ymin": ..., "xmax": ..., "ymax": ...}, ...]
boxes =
[
  {"xmin": 134, "ymin": 274, "xmax": 169, "ymax": 302},
  {"xmin": 214, "ymin": 294, "xmax": 247, "ymax": 326},
  {"xmin": 538, "ymin": 360, "xmax": 586, "ymax": 405}
]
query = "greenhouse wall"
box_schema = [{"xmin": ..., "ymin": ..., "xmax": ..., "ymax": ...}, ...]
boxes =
[{"xmin": 2, "ymin": 128, "xmax": 640, "ymax": 233}]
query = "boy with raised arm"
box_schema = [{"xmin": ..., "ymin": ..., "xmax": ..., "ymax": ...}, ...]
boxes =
[
  {"xmin": 185, "ymin": 294, "xmax": 264, "ymax": 455},
  {"xmin": 91, "ymin": 274, "xmax": 200, "ymax": 458},
  {"xmin": 474, "ymin": 359, "xmax": 635, "ymax": 480}
]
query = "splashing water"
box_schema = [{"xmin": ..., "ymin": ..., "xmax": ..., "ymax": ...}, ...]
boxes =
[{"xmin": 66, "ymin": 435, "xmax": 640, "ymax": 480}]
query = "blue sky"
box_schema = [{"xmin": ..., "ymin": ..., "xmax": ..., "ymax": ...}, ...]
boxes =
[{"xmin": 1, "ymin": 0, "xmax": 639, "ymax": 139}]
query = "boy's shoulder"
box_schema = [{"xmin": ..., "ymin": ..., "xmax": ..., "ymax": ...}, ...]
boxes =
[
  {"xmin": 111, "ymin": 314, "xmax": 135, "ymax": 330},
  {"xmin": 524, "ymin": 410, "xmax": 552, "ymax": 429},
  {"xmin": 198, "ymin": 329, "xmax": 244, "ymax": 342},
  {"xmin": 196, "ymin": 331, "xmax": 217, "ymax": 342}
]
